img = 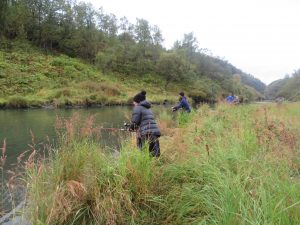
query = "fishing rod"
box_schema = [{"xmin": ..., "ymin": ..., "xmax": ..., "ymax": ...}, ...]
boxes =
[
  {"xmin": 99, "ymin": 123, "xmax": 133, "ymax": 132},
  {"xmin": 100, "ymin": 127, "xmax": 128, "ymax": 132}
]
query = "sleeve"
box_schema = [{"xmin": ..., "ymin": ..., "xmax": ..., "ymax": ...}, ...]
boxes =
[
  {"xmin": 130, "ymin": 106, "xmax": 142, "ymax": 130},
  {"xmin": 173, "ymin": 100, "xmax": 184, "ymax": 110}
]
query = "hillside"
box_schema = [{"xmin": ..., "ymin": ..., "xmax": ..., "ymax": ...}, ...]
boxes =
[
  {"xmin": 0, "ymin": 40, "xmax": 264, "ymax": 108},
  {"xmin": 266, "ymin": 69, "xmax": 300, "ymax": 101},
  {"xmin": 0, "ymin": 40, "xmax": 181, "ymax": 108},
  {"xmin": 0, "ymin": 0, "xmax": 266, "ymax": 108}
]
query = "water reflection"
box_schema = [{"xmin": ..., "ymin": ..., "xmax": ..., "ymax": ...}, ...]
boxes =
[
  {"xmin": 0, "ymin": 105, "xmax": 172, "ymax": 213},
  {"xmin": 0, "ymin": 105, "xmax": 172, "ymax": 171}
]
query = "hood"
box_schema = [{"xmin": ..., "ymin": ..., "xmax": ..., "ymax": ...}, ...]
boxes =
[{"xmin": 139, "ymin": 100, "xmax": 151, "ymax": 109}]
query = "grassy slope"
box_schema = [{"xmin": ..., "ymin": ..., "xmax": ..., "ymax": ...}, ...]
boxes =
[
  {"xmin": 0, "ymin": 40, "xmax": 265, "ymax": 108},
  {"xmin": 23, "ymin": 103, "xmax": 300, "ymax": 224},
  {"xmin": 0, "ymin": 40, "xmax": 180, "ymax": 108},
  {"xmin": 277, "ymin": 75, "xmax": 300, "ymax": 101},
  {"xmin": 266, "ymin": 75, "xmax": 300, "ymax": 101}
]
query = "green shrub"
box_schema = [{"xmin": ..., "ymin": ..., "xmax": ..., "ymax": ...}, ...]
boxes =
[
  {"xmin": 50, "ymin": 57, "xmax": 68, "ymax": 67},
  {"xmin": 0, "ymin": 61, "xmax": 9, "ymax": 69},
  {"xmin": 73, "ymin": 62, "xmax": 85, "ymax": 71},
  {"xmin": 63, "ymin": 65, "xmax": 77, "ymax": 78},
  {"xmin": 177, "ymin": 111, "xmax": 193, "ymax": 126},
  {"xmin": 53, "ymin": 88, "xmax": 72, "ymax": 98},
  {"xmin": 0, "ymin": 98, "xmax": 6, "ymax": 108},
  {"xmin": 7, "ymin": 95, "xmax": 28, "ymax": 108}
]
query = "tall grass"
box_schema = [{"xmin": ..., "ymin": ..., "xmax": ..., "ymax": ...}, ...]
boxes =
[
  {"xmin": 0, "ymin": 139, "xmax": 7, "ymax": 214},
  {"xmin": 25, "ymin": 114, "xmax": 162, "ymax": 224},
  {"xmin": 24, "ymin": 103, "xmax": 300, "ymax": 224}
]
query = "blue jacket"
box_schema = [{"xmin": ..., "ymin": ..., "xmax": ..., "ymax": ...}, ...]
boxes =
[
  {"xmin": 226, "ymin": 95, "xmax": 234, "ymax": 103},
  {"xmin": 173, "ymin": 96, "xmax": 191, "ymax": 113}
]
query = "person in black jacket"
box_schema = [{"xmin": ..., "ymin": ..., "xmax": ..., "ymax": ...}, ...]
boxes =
[{"xmin": 129, "ymin": 91, "xmax": 161, "ymax": 157}]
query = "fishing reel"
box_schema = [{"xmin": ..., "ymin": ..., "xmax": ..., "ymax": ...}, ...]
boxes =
[
  {"xmin": 123, "ymin": 122, "xmax": 136, "ymax": 132},
  {"xmin": 123, "ymin": 122, "xmax": 131, "ymax": 129}
]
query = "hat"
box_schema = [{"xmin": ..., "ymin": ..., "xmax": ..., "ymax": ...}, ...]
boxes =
[
  {"xmin": 133, "ymin": 90, "xmax": 146, "ymax": 103},
  {"xmin": 179, "ymin": 91, "xmax": 184, "ymax": 97}
]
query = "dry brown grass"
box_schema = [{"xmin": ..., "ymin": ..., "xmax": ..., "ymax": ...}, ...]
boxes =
[
  {"xmin": 253, "ymin": 106, "xmax": 299, "ymax": 168},
  {"xmin": 0, "ymin": 139, "xmax": 7, "ymax": 169},
  {"xmin": 159, "ymin": 107, "xmax": 213, "ymax": 163},
  {"xmin": 55, "ymin": 112, "xmax": 102, "ymax": 144},
  {"xmin": 157, "ymin": 120, "xmax": 175, "ymax": 137},
  {"xmin": 79, "ymin": 81, "xmax": 121, "ymax": 97}
]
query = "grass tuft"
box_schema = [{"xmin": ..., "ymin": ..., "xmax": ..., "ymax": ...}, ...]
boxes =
[{"xmin": 24, "ymin": 103, "xmax": 300, "ymax": 224}]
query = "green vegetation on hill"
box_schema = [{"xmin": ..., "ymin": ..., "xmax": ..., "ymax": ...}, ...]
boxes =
[
  {"xmin": 0, "ymin": 40, "xmax": 262, "ymax": 108},
  {"xmin": 0, "ymin": 0, "xmax": 266, "ymax": 108},
  {"xmin": 0, "ymin": 40, "xmax": 181, "ymax": 107},
  {"xmin": 23, "ymin": 103, "xmax": 300, "ymax": 224},
  {"xmin": 266, "ymin": 69, "xmax": 300, "ymax": 101}
]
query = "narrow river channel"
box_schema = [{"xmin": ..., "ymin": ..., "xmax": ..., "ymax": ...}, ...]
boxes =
[{"xmin": 0, "ymin": 105, "xmax": 172, "ymax": 217}]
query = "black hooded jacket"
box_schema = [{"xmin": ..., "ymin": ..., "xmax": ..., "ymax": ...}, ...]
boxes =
[{"xmin": 131, "ymin": 100, "xmax": 161, "ymax": 136}]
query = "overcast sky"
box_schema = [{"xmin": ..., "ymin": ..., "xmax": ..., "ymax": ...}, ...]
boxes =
[{"xmin": 84, "ymin": 0, "xmax": 300, "ymax": 84}]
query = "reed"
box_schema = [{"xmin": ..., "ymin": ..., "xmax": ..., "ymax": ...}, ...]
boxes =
[{"xmin": 24, "ymin": 103, "xmax": 300, "ymax": 224}]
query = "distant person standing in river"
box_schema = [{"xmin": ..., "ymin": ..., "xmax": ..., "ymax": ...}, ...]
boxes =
[
  {"xmin": 129, "ymin": 91, "xmax": 161, "ymax": 157},
  {"xmin": 172, "ymin": 92, "xmax": 191, "ymax": 113},
  {"xmin": 226, "ymin": 93, "xmax": 234, "ymax": 104}
]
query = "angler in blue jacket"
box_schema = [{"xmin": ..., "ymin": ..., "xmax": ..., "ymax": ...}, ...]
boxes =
[
  {"xmin": 172, "ymin": 92, "xmax": 191, "ymax": 113},
  {"xmin": 226, "ymin": 93, "xmax": 234, "ymax": 104}
]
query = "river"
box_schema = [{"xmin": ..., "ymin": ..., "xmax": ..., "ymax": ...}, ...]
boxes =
[{"xmin": 0, "ymin": 105, "xmax": 171, "ymax": 217}]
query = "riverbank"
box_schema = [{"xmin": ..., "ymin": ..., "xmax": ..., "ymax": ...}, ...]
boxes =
[
  {"xmin": 0, "ymin": 99, "xmax": 176, "ymax": 110},
  {"xmin": 1, "ymin": 103, "xmax": 300, "ymax": 225},
  {"xmin": 0, "ymin": 82, "xmax": 179, "ymax": 109},
  {"xmin": 10, "ymin": 103, "xmax": 297, "ymax": 224}
]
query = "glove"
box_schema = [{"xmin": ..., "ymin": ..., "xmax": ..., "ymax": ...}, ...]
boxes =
[
  {"xmin": 123, "ymin": 122, "xmax": 130, "ymax": 131},
  {"xmin": 129, "ymin": 123, "xmax": 135, "ymax": 132}
]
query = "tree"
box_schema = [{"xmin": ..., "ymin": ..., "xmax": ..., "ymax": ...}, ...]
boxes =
[
  {"xmin": 181, "ymin": 32, "xmax": 198, "ymax": 60},
  {"xmin": 151, "ymin": 25, "xmax": 163, "ymax": 46},
  {"xmin": 28, "ymin": 0, "xmax": 44, "ymax": 43},
  {"xmin": 134, "ymin": 18, "xmax": 152, "ymax": 56},
  {"xmin": 97, "ymin": 9, "xmax": 118, "ymax": 38},
  {"xmin": 132, "ymin": 18, "xmax": 154, "ymax": 74},
  {"xmin": 4, "ymin": 1, "xmax": 29, "ymax": 39},
  {"xmin": 119, "ymin": 16, "xmax": 134, "ymax": 35},
  {"xmin": 157, "ymin": 52, "xmax": 189, "ymax": 89},
  {"xmin": 0, "ymin": 0, "xmax": 8, "ymax": 37},
  {"xmin": 182, "ymin": 33, "xmax": 198, "ymax": 51},
  {"xmin": 40, "ymin": 0, "xmax": 61, "ymax": 49},
  {"xmin": 73, "ymin": 2, "xmax": 99, "ymax": 61}
]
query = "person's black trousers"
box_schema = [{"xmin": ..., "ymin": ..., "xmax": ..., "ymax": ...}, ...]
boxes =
[{"xmin": 137, "ymin": 134, "xmax": 160, "ymax": 157}]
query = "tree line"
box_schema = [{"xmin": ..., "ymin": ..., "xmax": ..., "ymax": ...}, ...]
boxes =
[
  {"xmin": 266, "ymin": 69, "xmax": 300, "ymax": 101},
  {"xmin": 0, "ymin": 0, "xmax": 266, "ymax": 101}
]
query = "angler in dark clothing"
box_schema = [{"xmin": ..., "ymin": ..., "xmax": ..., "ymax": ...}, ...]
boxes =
[
  {"xmin": 129, "ymin": 91, "xmax": 161, "ymax": 157},
  {"xmin": 172, "ymin": 92, "xmax": 191, "ymax": 113}
]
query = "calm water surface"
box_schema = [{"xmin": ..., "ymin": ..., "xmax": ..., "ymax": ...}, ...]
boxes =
[
  {"xmin": 0, "ymin": 105, "xmax": 172, "ymax": 169},
  {"xmin": 1, "ymin": 106, "xmax": 131, "ymax": 168},
  {"xmin": 0, "ymin": 105, "xmax": 171, "ymax": 214}
]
